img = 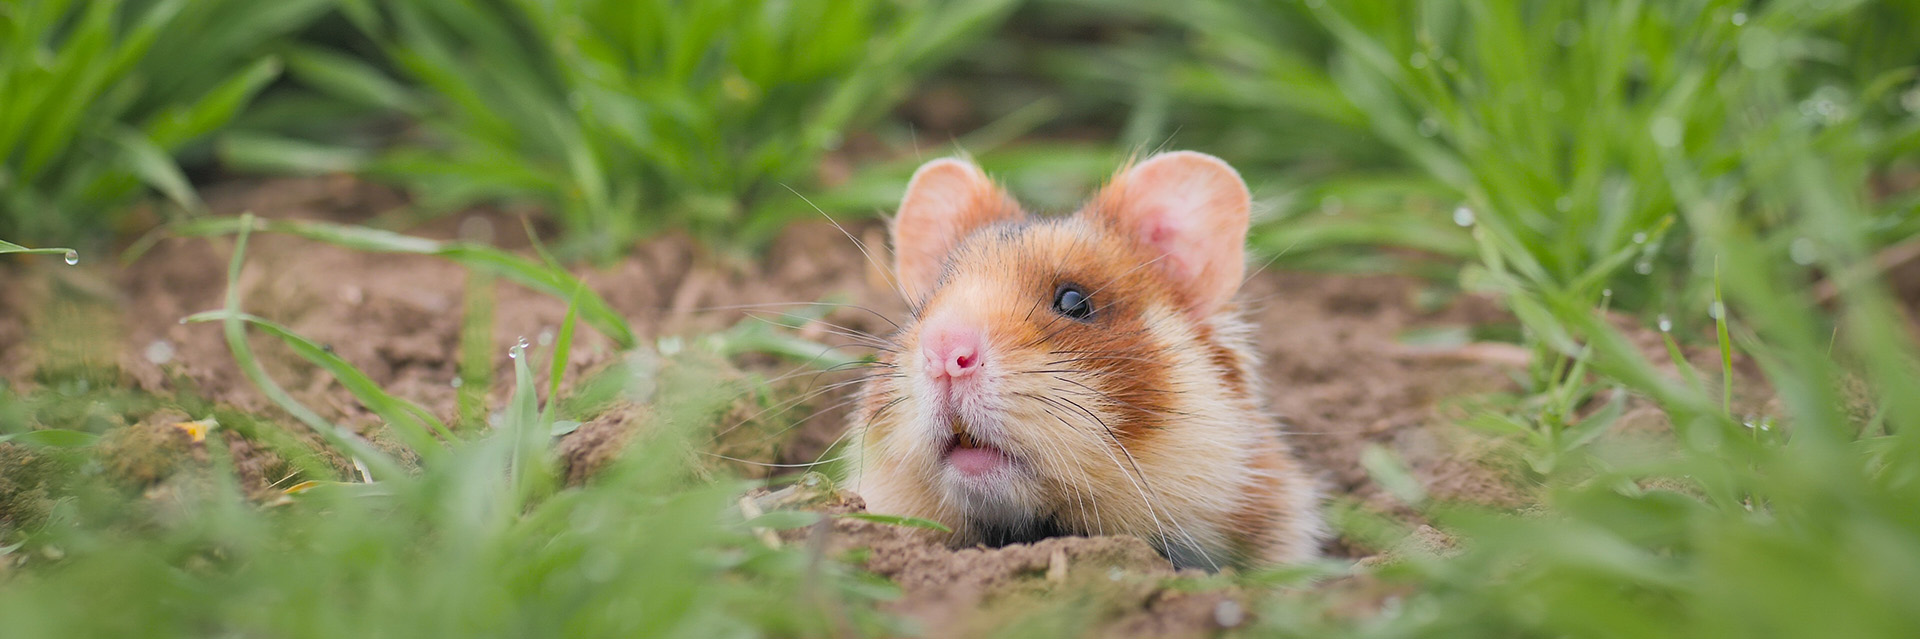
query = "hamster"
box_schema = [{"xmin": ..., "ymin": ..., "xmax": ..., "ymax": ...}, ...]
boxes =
[{"xmin": 846, "ymin": 151, "xmax": 1323, "ymax": 570}]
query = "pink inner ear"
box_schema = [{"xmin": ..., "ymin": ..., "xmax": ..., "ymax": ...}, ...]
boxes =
[
  {"xmin": 889, "ymin": 159, "xmax": 1020, "ymax": 303},
  {"xmin": 1092, "ymin": 152, "xmax": 1250, "ymax": 315}
]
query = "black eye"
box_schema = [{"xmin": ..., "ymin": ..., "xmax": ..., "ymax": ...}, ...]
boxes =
[{"xmin": 1053, "ymin": 284, "xmax": 1094, "ymax": 320}]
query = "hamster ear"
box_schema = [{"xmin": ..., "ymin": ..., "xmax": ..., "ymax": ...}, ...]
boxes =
[
  {"xmin": 890, "ymin": 158, "xmax": 1022, "ymax": 303},
  {"xmin": 1084, "ymin": 151, "xmax": 1250, "ymax": 316}
]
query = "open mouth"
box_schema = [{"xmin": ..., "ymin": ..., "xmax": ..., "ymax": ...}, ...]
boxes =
[{"xmin": 944, "ymin": 415, "xmax": 1013, "ymax": 477}]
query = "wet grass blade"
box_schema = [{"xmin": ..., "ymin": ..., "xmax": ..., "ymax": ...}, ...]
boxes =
[
  {"xmin": 0, "ymin": 240, "xmax": 76, "ymax": 259},
  {"xmin": 181, "ymin": 309, "xmax": 453, "ymax": 459},
  {"xmin": 164, "ymin": 215, "xmax": 637, "ymax": 349},
  {"xmin": 458, "ymin": 268, "xmax": 496, "ymax": 429},
  {"xmin": 837, "ymin": 512, "xmax": 952, "ymax": 533},
  {"xmin": 211, "ymin": 213, "xmax": 405, "ymax": 480}
]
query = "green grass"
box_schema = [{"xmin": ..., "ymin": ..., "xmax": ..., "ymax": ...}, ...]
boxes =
[
  {"xmin": 6, "ymin": 0, "xmax": 1920, "ymax": 636},
  {"xmin": 0, "ymin": 0, "xmax": 334, "ymax": 245},
  {"xmin": 258, "ymin": 0, "xmax": 1020, "ymax": 258},
  {"xmin": 1, "ymin": 220, "xmax": 908, "ymax": 637}
]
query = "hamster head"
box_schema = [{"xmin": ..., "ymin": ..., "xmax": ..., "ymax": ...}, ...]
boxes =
[{"xmin": 851, "ymin": 152, "xmax": 1318, "ymax": 569}]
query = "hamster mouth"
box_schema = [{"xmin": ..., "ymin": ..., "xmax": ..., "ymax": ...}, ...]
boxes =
[{"xmin": 943, "ymin": 415, "xmax": 1014, "ymax": 478}]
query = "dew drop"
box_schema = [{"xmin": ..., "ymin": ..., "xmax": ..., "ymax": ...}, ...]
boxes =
[
  {"xmin": 1658, "ymin": 314, "xmax": 1672, "ymax": 332},
  {"xmin": 63, "ymin": 249, "xmax": 78, "ymax": 265},
  {"xmin": 1452, "ymin": 205, "xmax": 1476, "ymax": 227},
  {"xmin": 517, "ymin": 337, "xmax": 530, "ymax": 350},
  {"xmin": 1902, "ymin": 86, "xmax": 1920, "ymax": 115},
  {"xmin": 144, "ymin": 340, "xmax": 175, "ymax": 365},
  {"xmin": 1635, "ymin": 259, "xmax": 1654, "ymax": 275},
  {"xmin": 1731, "ymin": 11, "xmax": 1748, "ymax": 26},
  {"xmin": 1789, "ymin": 237, "xmax": 1818, "ymax": 265},
  {"xmin": 1602, "ymin": 288, "xmax": 1613, "ymax": 299},
  {"xmin": 537, "ymin": 329, "xmax": 555, "ymax": 347},
  {"xmin": 1213, "ymin": 600, "xmax": 1246, "ymax": 628},
  {"xmin": 1708, "ymin": 301, "xmax": 1726, "ymax": 320},
  {"xmin": 451, "ymin": 378, "xmax": 464, "ymax": 389},
  {"xmin": 1632, "ymin": 232, "xmax": 1648, "ymax": 244}
]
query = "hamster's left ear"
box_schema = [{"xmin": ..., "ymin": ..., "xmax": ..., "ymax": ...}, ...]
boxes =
[{"xmin": 1084, "ymin": 151, "xmax": 1251, "ymax": 316}]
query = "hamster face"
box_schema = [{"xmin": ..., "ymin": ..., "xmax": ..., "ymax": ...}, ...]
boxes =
[
  {"xmin": 876, "ymin": 220, "xmax": 1188, "ymax": 534},
  {"xmin": 850, "ymin": 152, "xmax": 1322, "ymax": 569}
]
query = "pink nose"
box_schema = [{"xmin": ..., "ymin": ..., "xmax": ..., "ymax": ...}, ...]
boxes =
[{"xmin": 921, "ymin": 323, "xmax": 986, "ymax": 380}]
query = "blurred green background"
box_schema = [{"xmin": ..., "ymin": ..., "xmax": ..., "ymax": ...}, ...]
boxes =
[{"xmin": 6, "ymin": 0, "xmax": 1920, "ymax": 636}]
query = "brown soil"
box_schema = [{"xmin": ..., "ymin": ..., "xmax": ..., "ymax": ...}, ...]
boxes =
[{"xmin": 1, "ymin": 176, "xmax": 1541, "ymax": 637}]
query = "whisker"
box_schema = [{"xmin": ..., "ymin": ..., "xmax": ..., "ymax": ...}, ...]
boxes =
[{"xmin": 781, "ymin": 183, "xmax": 901, "ymax": 296}]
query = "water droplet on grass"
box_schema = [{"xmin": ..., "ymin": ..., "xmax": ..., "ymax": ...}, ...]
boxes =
[
  {"xmin": 1790, "ymin": 237, "xmax": 1818, "ymax": 265},
  {"xmin": 1708, "ymin": 301, "xmax": 1726, "ymax": 319},
  {"xmin": 1731, "ymin": 11, "xmax": 1748, "ymax": 26},
  {"xmin": 1452, "ymin": 205, "xmax": 1475, "ymax": 227},
  {"xmin": 63, "ymin": 250, "xmax": 78, "ymax": 265},
  {"xmin": 1635, "ymin": 259, "xmax": 1654, "ymax": 275},
  {"xmin": 538, "ymin": 329, "xmax": 555, "ymax": 347},
  {"xmin": 509, "ymin": 337, "xmax": 529, "ymax": 359},
  {"xmin": 1658, "ymin": 314, "xmax": 1673, "ymax": 332},
  {"xmin": 1632, "ymin": 232, "xmax": 1648, "ymax": 244},
  {"xmin": 451, "ymin": 378, "xmax": 464, "ymax": 389}
]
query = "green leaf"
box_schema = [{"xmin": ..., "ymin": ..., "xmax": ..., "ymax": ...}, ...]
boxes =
[
  {"xmin": 0, "ymin": 240, "xmax": 75, "ymax": 258},
  {"xmin": 163, "ymin": 216, "xmax": 637, "ymax": 349},
  {"xmin": 1360, "ymin": 444, "xmax": 1427, "ymax": 506},
  {"xmin": 282, "ymin": 45, "xmax": 418, "ymax": 113},
  {"xmin": 746, "ymin": 510, "xmax": 822, "ymax": 530},
  {"xmin": 111, "ymin": 127, "xmax": 204, "ymax": 212},
  {"xmin": 838, "ymin": 512, "xmax": 953, "ymax": 533},
  {"xmin": 0, "ymin": 429, "xmax": 100, "ymax": 448},
  {"xmin": 181, "ymin": 309, "xmax": 451, "ymax": 459},
  {"xmin": 145, "ymin": 56, "xmax": 283, "ymax": 149},
  {"xmin": 217, "ymin": 133, "xmax": 371, "ymax": 175}
]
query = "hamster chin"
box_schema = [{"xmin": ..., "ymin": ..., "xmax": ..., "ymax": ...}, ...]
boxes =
[
  {"xmin": 931, "ymin": 414, "xmax": 1067, "ymax": 546},
  {"xmin": 927, "ymin": 412, "xmax": 1045, "ymax": 524}
]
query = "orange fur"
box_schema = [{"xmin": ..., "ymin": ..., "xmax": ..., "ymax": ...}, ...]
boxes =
[{"xmin": 850, "ymin": 153, "xmax": 1322, "ymax": 570}]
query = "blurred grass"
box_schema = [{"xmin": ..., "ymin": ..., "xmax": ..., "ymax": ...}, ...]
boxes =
[
  {"xmin": 1, "ymin": 219, "xmax": 905, "ymax": 636},
  {"xmin": 0, "ymin": 0, "xmax": 332, "ymax": 245},
  {"xmin": 257, "ymin": 0, "xmax": 1021, "ymax": 257}
]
